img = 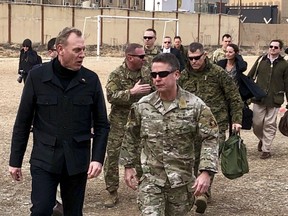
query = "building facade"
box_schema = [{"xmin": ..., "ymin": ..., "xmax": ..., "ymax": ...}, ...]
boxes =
[{"xmin": 227, "ymin": 0, "xmax": 288, "ymax": 23}]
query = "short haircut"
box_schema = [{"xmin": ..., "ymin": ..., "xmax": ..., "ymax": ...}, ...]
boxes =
[
  {"xmin": 227, "ymin": 43, "xmax": 239, "ymax": 53},
  {"xmin": 174, "ymin": 36, "xmax": 182, "ymax": 41},
  {"xmin": 164, "ymin": 36, "xmax": 172, "ymax": 40},
  {"xmin": 145, "ymin": 28, "xmax": 156, "ymax": 36},
  {"xmin": 189, "ymin": 42, "xmax": 204, "ymax": 53},
  {"xmin": 125, "ymin": 43, "xmax": 143, "ymax": 55},
  {"xmin": 152, "ymin": 53, "xmax": 180, "ymax": 71},
  {"xmin": 222, "ymin": 34, "xmax": 232, "ymax": 40},
  {"xmin": 47, "ymin": 37, "xmax": 56, "ymax": 51},
  {"xmin": 270, "ymin": 39, "xmax": 284, "ymax": 49},
  {"xmin": 55, "ymin": 27, "xmax": 82, "ymax": 46}
]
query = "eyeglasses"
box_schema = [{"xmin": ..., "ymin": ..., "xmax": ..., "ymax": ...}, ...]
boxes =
[
  {"xmin": 150, "ymin": 71, "xmax": 173, "ymax": 78},
  {"xmin": 128, "ymin": 54, "xmax": 146, "ymax": 59},
  {"xmin": 164, "ymin": 41, "xmax": 171, "ymax": 44},
  {"xmin": 269, "ymin": 45, "xmax": 279, "ymax": 49},
  {"xmin": 188, "ymin": 53, "xmax": 204, "ymax": 61},
  {"xmin": 143, "ymin": 36, "xmax": 154, "ymax": 40}
]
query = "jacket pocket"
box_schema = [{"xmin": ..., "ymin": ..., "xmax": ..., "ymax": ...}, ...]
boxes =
[
  {"xmin": 73, "ymin": 134, "xmax": 93, "ymax": 143},
  {"xmin": 37, "ymin": 95, "xmax": 57, "ymax": 105},
  {"xmin": 273, "ymin": 92, "xmax": 284, "ymax": 105},
  {"xmin": 36, "ymin": 95, "xmax": 58, "ymax": 121},
  {"xmin": 73, "ymin": 96, "xmax": 93, "ymax": 121},
  {"xmin": 31, "ymin": 130, "xmax": 57, "ymax": 164},
  {"xmin": 73, "ymin": 96, "xmax": 93, "ymax": 105}
]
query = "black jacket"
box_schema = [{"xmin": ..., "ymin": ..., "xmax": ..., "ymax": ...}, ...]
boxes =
[
  {"xmin": 161, "ymin": 48, "xmax": 185, "ymax": 71},
  {"xmin": 217, "ymin": 55, "xmax": 265, "ymax": 101},
  {"xmin": 10, "ymin": 59, "xmax": 110, "ymax": 175},
  {"xmin": 18, "ymin": 48, "xmax": 39, "ymax": 73}
]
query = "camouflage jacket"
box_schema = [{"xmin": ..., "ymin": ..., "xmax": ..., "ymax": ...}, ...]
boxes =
[
  {"xmin": 212, "ymin": 48, "xmax": 226, "ymax": 63},
  {"xmin": 121, "ymin": 86, "xmax": 219, "ymax": 188},
  {"xmin": 178, "ymin": 58, "xmax": 242, "ymax": 131},
  {"xmin": 105, "ymin": 62, "xmax": 152, "ymax": 123},
  {"xmin": 144, "ymin": 46, "xmax": 161, "ymax": 66}
]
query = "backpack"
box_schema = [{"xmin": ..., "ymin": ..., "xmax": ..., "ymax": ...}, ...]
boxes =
[{"xmin": 221, "ymin": 131, "xmax": 249, "ymax": 180}]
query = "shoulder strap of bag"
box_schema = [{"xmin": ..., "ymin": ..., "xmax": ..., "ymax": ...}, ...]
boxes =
[{"xmin": 253, "ymin": 55, "xmax": 264, "ymax": 80}]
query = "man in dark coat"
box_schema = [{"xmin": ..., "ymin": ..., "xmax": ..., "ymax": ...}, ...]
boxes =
[
  {"xmin": 9, "ymin": 27, "xmax": 110, "ymax": 216},
  {"xmin": 161, "ymin": 36, "xmax": 185, "ymax": 71}
]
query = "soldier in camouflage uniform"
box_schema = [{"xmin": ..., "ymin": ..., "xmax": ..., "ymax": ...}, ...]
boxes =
[
  {"xmin": 211, "ymin": 33, "xmax": 232, "ymax": 63},
  {"xmin": 143, "ymin": 28, "xmax": 161, "ymax": 65},
  {"xmin": 121, "ymin": 53, "xmax": 219, "ymax": 216},
  {"xmin": 104, "ymin": 43, "xmax": 153, "ymax": 208},
  {"xmin": 178, "ymin": 42, "xmax": 243, "ymax": 213}
]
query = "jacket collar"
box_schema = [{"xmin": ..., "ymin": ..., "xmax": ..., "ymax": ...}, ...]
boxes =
[{"xmin": 41, "ymin": 60, "xmax": 87, "ymax": 91}]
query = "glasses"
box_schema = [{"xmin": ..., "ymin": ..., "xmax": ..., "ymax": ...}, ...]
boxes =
[
  {"xmin": 143, "ymin": 36, "xmax": 154, "ymax": 40},
  {"xmin": 128, "ymin": 54, "xmax": 146, "ymax": 59},
  {"xmin": 150, "ymin": 71, "xmax": 173, "ymax": 78},
  {"xmin": 188, "ymin": 53, "xmax": 204, "ymax": 61},
  {"xmin": 269, "ymin": 45, "xmax": 279, "ymax": 49},
  {"xmin": 164, "ymin": 41, "xmax": 171, "ymax": 44}
]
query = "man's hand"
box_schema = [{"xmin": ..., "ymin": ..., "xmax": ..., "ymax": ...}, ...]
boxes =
[
  {"xmin": 192, "ymin": 171, "xmax": 211, "ymax": 196},
  {"xmin": 124, "ymin": 168, "xmax": 139, "ymax": 190},
  {"xmin": 9, "ymin": 166, "xmax": 22, "ymax": 181},
  {"xmin": 130, "ymin": 80, "xmax": 151, "ymax": 96},
  {"xmin": 232, "ymin": 123, "xmax": 242, "ymax": 132},
  {"xmin": 87, "ymin": 161, "xmax": 102, "ymax": 179}
]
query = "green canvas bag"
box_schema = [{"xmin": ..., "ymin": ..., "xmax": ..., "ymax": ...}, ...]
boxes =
[{"xmin": 221, "ymin": 131, "xmax": 249, "ymax": 180}]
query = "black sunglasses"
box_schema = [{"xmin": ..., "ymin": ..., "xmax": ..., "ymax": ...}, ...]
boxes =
[
  {"xmin": 164, "ymin": 41, "xmax": 171, "ymax": 44},
  {"xmin": 269, "ymin": 45, "xmax": 279, "ymax": 49},
  {"xmin": 128, "ymin": 54, "xmax": 146, "ymax": 59},
  {"xmin": 143, "ymin": 36, "xmax": 154, "ymax": 40},
  {"xmin": 150, "ymin": 71, "xmax": 173, "ymax": 78},
  {"xmin": 188, "ymin": 53, "xmax": 204, "ymax": 61}
]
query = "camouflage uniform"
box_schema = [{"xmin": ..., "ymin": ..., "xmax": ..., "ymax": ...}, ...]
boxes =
[
  {"xmin": 212, "ymin": 48, "xmax": 226, "ymax": 63},
  {"xmin": 178, "ymin": 58, "xmax": 243, "ymax": 198},
  {"xmin": 104, "ymin": 62, "xmax": 152, "ymax": 193},
  {"xmin": 121, "ymin": 86, "xmax": 219, "ymax": 215},
  {"xmin": 144, "ymin": 46, "xmax": 161, "ymax": 65}
]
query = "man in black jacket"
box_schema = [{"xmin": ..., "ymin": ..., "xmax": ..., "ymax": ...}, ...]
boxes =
[
  {"xmin": 9, "ymin": 27, "xmax": 110, "ymax": 216},
  {"xmin": 161, "ymin": 36, "xmax": 185, "ymax": 71}
]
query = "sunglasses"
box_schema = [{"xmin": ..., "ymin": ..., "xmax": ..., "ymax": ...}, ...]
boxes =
[
  {"xmin": 128, "ymin": 54, "xmax": 146, "ymax": 59},
  {"xmin": 269, "ymin": 45, "xmax": 279, "ymax": 49},
  {"xmin": 150, "ymin": 71, "xmax": 173, "ymax": 78},
  {"xmin": 188, "ymin": 53, "xmax": 204, "ymax": 61},
  {"xmin": 143, "ymin": 36, "xmax": 154, "ymax": 40},
  {"xmin": 164, "ymin": 41, "xmax": 171, "ymax": 44}
]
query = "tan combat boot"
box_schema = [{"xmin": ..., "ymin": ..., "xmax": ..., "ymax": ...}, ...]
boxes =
[
  {"xmin": 104, "ymin": 191, "xmax": 119, "ymax": 208},
  {"xmin": 195, "ymin": 195, "xmax": 208, "ymax": 214}
]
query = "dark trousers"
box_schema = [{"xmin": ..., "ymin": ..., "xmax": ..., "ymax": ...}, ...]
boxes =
[{"xmin": 30, "ymin": 165, "xmax": 87, "ymax": 216}]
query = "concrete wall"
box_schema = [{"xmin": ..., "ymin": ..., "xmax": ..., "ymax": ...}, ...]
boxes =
[
  {"xmin": 1, "ymin": 3, "xmax": 288, "ymax": 56},
  {"xmin": 239, "ymin": 23, "xmax": 288, "ymax": 55},
  {"xmin": 0, "ymin": 3, "xmax": 240, "ymax": 48}
]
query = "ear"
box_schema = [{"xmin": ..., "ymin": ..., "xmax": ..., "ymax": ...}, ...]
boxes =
[
  {"xmin": 57, "ymin": 44, "xmax": 64, "ymax": 56},
  {"xmin": 175, "ymin": 70, "xmax": 181, "ymax": 80}
]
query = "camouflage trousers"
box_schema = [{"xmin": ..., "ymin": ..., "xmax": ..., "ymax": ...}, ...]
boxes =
[
  {"xmin": 104, "ymin": 122, "xmax": 142, "ymax": 193},
  {"xmin": 194, "ymin": 129, "xmax": 226, "ymax": 198},
  {"xmin": 137, "ymin": 177, "xmax": 194, "ymax": 216}
]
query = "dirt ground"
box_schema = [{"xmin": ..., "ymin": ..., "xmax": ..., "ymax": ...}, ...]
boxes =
[{"xmin": 1, "ymin": 55, "xmax": 288, "ymax": 216}]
